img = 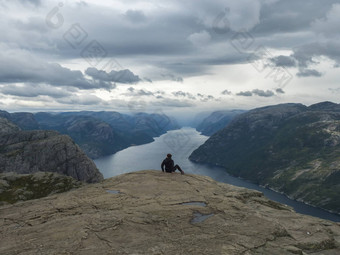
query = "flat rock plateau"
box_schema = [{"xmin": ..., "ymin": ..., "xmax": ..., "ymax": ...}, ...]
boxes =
[{"xmin": 1, "ymin": 170, "xmax": 339, "ymax": 255}]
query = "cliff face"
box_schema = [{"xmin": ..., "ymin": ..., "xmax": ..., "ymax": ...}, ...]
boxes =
[
  {"xmin": 0, "ymin": 171, "xmax": 339, "ymax": 254},
  {"xmin": 1, "ymin": 110, "xmax": 180, "ymax": 159},
  {"xmin": 196, "ymin": 110, "xmax": 245, "ymax": 136},
  {"xmin": 189, "ymin": 102, "xmax": 340, "ymax": 214},
  {"xmin": 0, "ymin": 118, "xmax": 103, "ymax": 183}
]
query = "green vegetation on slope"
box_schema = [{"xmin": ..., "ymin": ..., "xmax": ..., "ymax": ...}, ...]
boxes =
[
  {"xmin": 190, "ymin": 102, "xmax": 340, "ymax": 213},
  {"xmin": 0, "ymin": 172, "xmax": 82, "ymax": 205}
]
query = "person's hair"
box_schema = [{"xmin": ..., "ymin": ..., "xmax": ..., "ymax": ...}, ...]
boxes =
[{"xmin": 167, "ymin": 153, "xmax": 172, "ymax": 158}]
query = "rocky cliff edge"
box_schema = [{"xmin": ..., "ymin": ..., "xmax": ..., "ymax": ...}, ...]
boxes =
[
  {"xmin": 1, "ymin": 170, "xmax": 339, "ymax": 255},
  {"xmin": 0, "ymin": 117, "xmax": 103, "ymax": 183}
]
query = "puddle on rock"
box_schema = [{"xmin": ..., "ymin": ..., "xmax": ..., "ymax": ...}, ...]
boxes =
[
  {"xmin": 191, "ymin": 212, "xmax": 214, "ymax": 223},
  {"xmin": 181, "ymin": 202, "xmax": 207, "ymax": 207},
  {"xmin": 106, "ymin": 190, "xmax": 120, "ymax": 194}
]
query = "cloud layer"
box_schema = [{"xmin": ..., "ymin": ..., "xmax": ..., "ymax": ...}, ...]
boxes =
[{"xmin": 1, "ymin": 0, "xmax": 340, "ymax": 111}]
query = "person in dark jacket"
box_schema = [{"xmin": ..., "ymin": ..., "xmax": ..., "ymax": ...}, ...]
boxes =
[{"xmin": 161, "ymin": 153, "xmax": 184, "ymax": 174}]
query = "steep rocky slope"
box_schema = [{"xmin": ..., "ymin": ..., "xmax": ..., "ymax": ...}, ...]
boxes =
[
  {"xmin": 59, "ymin": 111, "xmax": 180, "ymax": 143},
  {"xmin": 34, "ymin": 113, "xmax": 130, "ymax": 159},
  {"xmin": 1, "ymin": 110, "xmax": 180, "ymax": 158},
  {"xmin": 196, "ymin": 110, "xmax": 245, "ymax": 135},
  {"xmin": 189, "ymin": 102, "xmax": 340, "ymax": 214},
  {"xmin": 0, "ymin": 171, "xmax": 339, "ymax": 254},
  {"xmin": 0, "ymin": 118, "xmax": 103, "ymax": 183}
]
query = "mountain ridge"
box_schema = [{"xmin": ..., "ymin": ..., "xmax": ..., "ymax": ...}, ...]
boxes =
[
  {"xmin": 189, "ymin": 101, "xmax": 340, "ymax": 214},
  {"xmin": 0, "ymin": 117, "xmax": 103, "ymax": 183}
]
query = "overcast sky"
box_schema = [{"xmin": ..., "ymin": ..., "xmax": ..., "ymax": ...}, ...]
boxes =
[{"xmin": 1, "ymin": 0, "xmax": 340, "ymax": 115}]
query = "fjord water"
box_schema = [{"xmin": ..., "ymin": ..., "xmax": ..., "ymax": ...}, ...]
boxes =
[{"xmin": 94, "ymin": 128, "xmax": 340, "ymax": 222}]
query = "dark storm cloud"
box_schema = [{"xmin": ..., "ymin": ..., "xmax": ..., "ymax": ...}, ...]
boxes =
[{"xmin": 85, "ymin": 67, "xmax": 141, "ymax": 84}]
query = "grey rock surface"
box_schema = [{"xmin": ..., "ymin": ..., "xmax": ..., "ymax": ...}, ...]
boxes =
[
  {"xmin": 0, "ymin": 170, "xmax": 339, "ymax": 255},
  {"xmin": 0, "ymin": 119, "xmax": 103, "ymax": 183}
]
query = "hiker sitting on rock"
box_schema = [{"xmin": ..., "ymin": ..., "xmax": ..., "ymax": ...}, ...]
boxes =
[{"xmin": 161, "ymin": 154, "xmax": 184, "ymax": 174}]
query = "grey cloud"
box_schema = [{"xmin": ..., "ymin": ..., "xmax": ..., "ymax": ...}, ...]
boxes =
[
  {"xmin": 196, "ymin": 93, "xmax": 215, "ymax": 102},
  {"xmin": 236, "ymin": 89, "xmax": 275, "ymax": 97},
  {"xmin": 17, "ymin": 0, "xmax": 41, "ymax": 6},
  {"xmin": 252, "ymin": 0, "xmax": 339, "ymax": 35},
  {"xmin": 270, "ymin": 56, "xmax": 296, "ymax": 67},
  {"xmin": 221, "ymin": 90, "xmax": 232, "ymax": 95},
  {"xmin": 152, "ymin": 99, "xmax": 194, "ymax": 108},
  {"xmin": 312, "ymin": 3, "xmax": 340, "ymax": 37},
  {"xmin": 0, "ymin": 84, "xmax": 72, "ymax": 98},
  {"xmin": 329, "ymin": 88, "xmax": 340, "ymax": 94},
  {"xmin": 160, "ymin": 74, "xmax": 184, "ymax": 82},
  {"xmin": 12, "ymin": 17, "xmax": 48, "ymax": 33},
  {"xmin": 276, "ymin": 88, "xmax": 285, "ymax": 94},
  {"xmin": 125, "ymin": 87, "xmax": 163, "ymax": 97},
  {"xmin": 172, "ymin": 91, "xmax": 196, "ymax": 100},
  {"xmin": 56, "ymin": 95, "xmax": 106, "ymax": 106},
  {"xmin": 252, "ymin": 89, "xmax": 275, "ymax": 97},
  {"xmin": 85, "ymin": 67, "xmax": 141, "ymax": 84},
  {"xmin": 0, "ymin": 52, "xmax": 115, "ymax": 90},
  {"xmin": 125, "ymin": 10, "xmax": 147, "ymax": 23},
  {"xmin": 297, "ymin": 69, "xmax": 323, "ymax": 77},
  {"xmin": 236, "ymin": 91, "xmax": 253, "ymax": 97}
]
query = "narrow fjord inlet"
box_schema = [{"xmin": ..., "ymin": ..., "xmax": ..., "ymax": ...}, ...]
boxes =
[{"xmin": 95, "ymin": 128, "xmax": 340, "ymax": 222}]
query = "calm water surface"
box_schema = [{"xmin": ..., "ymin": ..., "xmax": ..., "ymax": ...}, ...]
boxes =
[{"xmin": 94, "ymin": 127, "xmax": 340, "ymax": 222}]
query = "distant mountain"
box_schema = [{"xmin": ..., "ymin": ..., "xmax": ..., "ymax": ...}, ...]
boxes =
[
  {"xmin": 0, "ymin": 111, "xmax": 39, "ymax": 130},
  {"xmin": 34, "ymin": 113, "xmax": 130, "ymax": 159},
  {"xmin": 0, "ymin": 110, "xmax": 180, "ymax": 159},
  {"xmin": 190, "ymin": 102, "xmax": 340, "ymax": 214},
  {"xmin": 0, "ymin": 118, "xmax": 103, "ymax": 183},
  {"xmin": 59, "ymin": 111, "xmax": 179, "ymax": 138},
  {"xmin": 196, "ymin": 110, "xmax": 245, "ymax": 136}
]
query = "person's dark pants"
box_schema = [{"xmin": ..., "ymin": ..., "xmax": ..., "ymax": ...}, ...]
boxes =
[{"xmin": 165, "ymin": 165, "xmax": 184, "ymax": 174}]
